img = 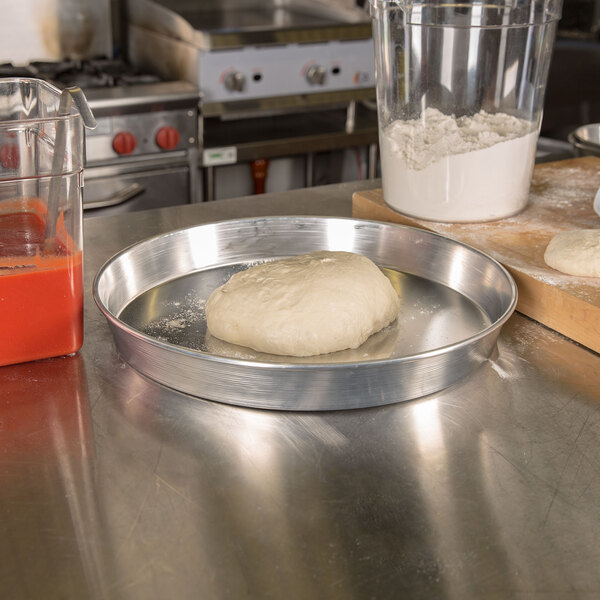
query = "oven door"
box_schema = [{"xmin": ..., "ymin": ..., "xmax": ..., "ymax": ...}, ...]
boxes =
[{"xmin": 83, "ymin": 159, "xmax": 196, "ymax": 218}]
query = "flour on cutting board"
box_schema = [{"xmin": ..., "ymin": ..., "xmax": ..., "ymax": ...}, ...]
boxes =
[
  {"xmin": 531, "ymin": 165, "xmax": 600, "ymax": 193},
  {"xmin": 415, "ymin": 158, "xmax": 600, "ymax": 299},
  {"xmin": 429, "ymin": 220, "xmax": 600, "ymax": 300},
  {"xmin": 354, "ymin": 156, "xmax": 600, "ymax": 355}
]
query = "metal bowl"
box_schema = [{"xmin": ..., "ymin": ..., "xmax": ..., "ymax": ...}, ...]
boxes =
[
  {"xmin": 93, "ymin": 216, "xmax": 517, "ymax": 411},
  {"xmin": 569, "ymin": 123, "xmax": 600, "ymax": 157}
]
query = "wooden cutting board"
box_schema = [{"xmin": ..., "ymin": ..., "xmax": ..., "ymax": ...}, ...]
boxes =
[{"xmin": 352, "ymin": 156, "xmax": 600, "ymax": 354}]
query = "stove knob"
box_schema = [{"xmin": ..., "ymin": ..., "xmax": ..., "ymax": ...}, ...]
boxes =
[
  {"xmin": 305, "ymin": 65, "xmax": 326, "ymax": 86},
  {"xmin": 112, "ymin": 132, "xmax": 137, "ymax": 155},
  {"xmin": 155, "ymin": 126, "xmax": 181, "ymax": 151},
  {"xmin": 224, "ymin": 71, "xmax": 246, "ymax": 93}
]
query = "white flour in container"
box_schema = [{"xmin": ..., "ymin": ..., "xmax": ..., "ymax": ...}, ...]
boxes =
[{"xmin": 379, "ymin": 108, "xmax": 538, "ymax": 222}]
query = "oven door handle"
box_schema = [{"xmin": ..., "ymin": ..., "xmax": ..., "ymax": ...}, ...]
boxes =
[{"xmin": 83, "ymin": 182, "xmax": 145, "ymax": 210}]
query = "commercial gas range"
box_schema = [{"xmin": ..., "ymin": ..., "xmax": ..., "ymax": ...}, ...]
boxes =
[
  {"xmin": 0, "ymin": 59, "xmax": 200, "ymax": 216},
  {"xmin": 125, "ymin": 0, "xmax": 378, "ymax": 200},
  {"xmin": 126, "ymin": 0, "xmax": 375, "ymax": 116}
]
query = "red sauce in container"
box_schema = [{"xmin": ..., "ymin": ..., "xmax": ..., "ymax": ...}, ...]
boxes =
[{"xmin": 0, "ymin": 205, "xmax": 83, "ymax": 366}]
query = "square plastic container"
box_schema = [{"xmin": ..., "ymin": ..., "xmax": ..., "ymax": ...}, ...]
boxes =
[{"xmin": 0, "ymin": 78, "xmax": 87, "ymax": 366}]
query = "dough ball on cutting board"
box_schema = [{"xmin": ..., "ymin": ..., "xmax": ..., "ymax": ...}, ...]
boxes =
[
  {"xmin": 205, "ymin": 250, "xmax": 400, "ymax": 357},
  {"xmin": 544, "ymin": 230, "xmax": 600, "ymax": 277}
]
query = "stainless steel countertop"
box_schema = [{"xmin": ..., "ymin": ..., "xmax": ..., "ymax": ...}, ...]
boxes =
[{"xmin": 2, "ymin": 180, "xmax": 600, "ymax": 599}]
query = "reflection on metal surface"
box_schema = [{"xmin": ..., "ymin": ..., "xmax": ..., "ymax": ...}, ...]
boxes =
[
  {"xmin": 475, "ymin": 322, "xmax": 600, "ymax": 593},
  {"xmin": 411, "ymin": 399, "xmax": 445, "ymax": 455},
  {"xmin": 0, "ymin": 355, "xmax": 112, "ymax": 599},
  {"xmin": 106, "ymin": 353, "xmax": 540, "ymax": 598},
  {"xmin": 234, "ymin": 410, "xmax": 281, "ymax": 466},
  {"xmin": 109, "ymin": 367, "xmax": 412, "ymax": 597},
  {"xmin": 325, "ymin": 217, "xmax": 359, "ymax": 251}
]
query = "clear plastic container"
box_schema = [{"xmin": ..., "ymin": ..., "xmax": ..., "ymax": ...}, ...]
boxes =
[
  {"xmin": 370, "ymin": 0, "xmax": 563, "ymax": 222},
  {"xmin": 0, "ymin": 78, "xmax": 89, "ymax": 366}
]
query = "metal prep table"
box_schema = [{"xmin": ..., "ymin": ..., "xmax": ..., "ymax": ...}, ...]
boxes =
[{"xmin": 2, "ymin": 179, "xmax": 600, "ymax": 599}]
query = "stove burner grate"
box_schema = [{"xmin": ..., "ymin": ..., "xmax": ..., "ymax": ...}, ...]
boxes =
[{"xmin": 0, "ymin": 59, "xmax": 162, "ymax": 89}]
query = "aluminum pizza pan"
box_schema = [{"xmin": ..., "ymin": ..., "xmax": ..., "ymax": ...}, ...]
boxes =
[{"xmin": 93, "ymin": 216, "xmax": 517, "ymax": 411}]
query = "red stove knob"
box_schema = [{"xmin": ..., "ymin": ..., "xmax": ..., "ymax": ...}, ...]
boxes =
[
  {"xmin": 155, "ymin": 126, "xmax": 180, "ymax": 151},
  {"xmin": 112, "ymin": 132, "xmax": 137, "ymax": 155}
]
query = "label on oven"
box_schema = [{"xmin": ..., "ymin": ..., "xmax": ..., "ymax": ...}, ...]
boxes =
[{"xmin": 203, "ymin": 146, "xmax": 237, "ymax": 166}]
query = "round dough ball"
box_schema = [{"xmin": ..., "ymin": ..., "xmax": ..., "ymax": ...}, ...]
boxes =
[
  {"xmin": 205, "ymin": 251, "xmax": 400, "ymax": 357},
  {"xmin": 544, "ymin": 229, "xmax": 600, "ymax": 277}
]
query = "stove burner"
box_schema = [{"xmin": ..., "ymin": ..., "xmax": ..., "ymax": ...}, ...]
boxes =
[
  {"xmin": 29, "ymin": 58, "xmax": 162, "ymax": 89},
  {"xmin": 0, "ymin": 59, "xmax": 162, "ymax": 89},
  {"xmin": 0, "ymin": 63, "xmax": 37, "ymax": 78}
]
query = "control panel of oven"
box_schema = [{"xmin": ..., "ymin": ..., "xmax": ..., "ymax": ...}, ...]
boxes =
[
  {"xmin": 84, "ymin": 108, "xmax": 198, "ymax": 163},
  {"xmin": 199, "ymin": 39, "xmax": 375, "ymax": 104}
]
